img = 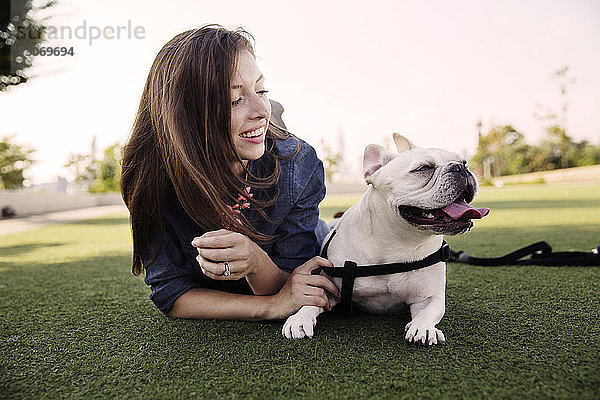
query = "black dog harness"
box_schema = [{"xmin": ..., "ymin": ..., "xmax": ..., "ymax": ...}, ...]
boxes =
[{"xmin": 319, "ymin": 230, "xmax": 451, "ymax": 314}]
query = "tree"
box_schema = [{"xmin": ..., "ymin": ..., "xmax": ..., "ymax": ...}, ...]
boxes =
[
  {"xmin": 1, "ymin": 0, "xmax": 56, "ymax": 91},
  {"xmin": 319, "ymin": 139, "xmax": 341, "ymax": 182},
  {"xmin": 572, "ymin": 140, "xmax": 600, "ymax": 167},
  {"xmin": 0, "ymin": 135, "xmax": 34, "ymax": 189},
  {"xmin": 538, "ymin": 125, "xmax": 576, "ymax": 170},
  {"xmin": 534, "ymin": 66, "xmax": 578, "ymax": 169},
  {"xmin": 472, "ymin": 66, "xmax": 600, "ymax": 178},
  {"xmin": 65, "ymin": 143, "xmax": 122, "ymax": 193},
  {"xmin": 472, "ymin": 121, "xmax": 600, "ymax": 177},
  {"xmin": 89, "ymin": 143, "xmax": 122, "ymax": 193},
  {"xmin": 65, "ymin": 152, "xmax": 96, "ymax": 187},
  {"xmin": 470, "ymin": 125, "xmax": 526, "ymax": 178}
]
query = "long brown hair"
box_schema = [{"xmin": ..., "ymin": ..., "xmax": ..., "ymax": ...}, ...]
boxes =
[{"xmin": 121, "ymin": 25, "xmax": 295, "ymax": 275}]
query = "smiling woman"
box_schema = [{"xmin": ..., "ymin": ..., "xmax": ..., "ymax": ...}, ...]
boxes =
[{"xmin": 120, "ymin": 25, "xmax": 339, "ymax": 321}]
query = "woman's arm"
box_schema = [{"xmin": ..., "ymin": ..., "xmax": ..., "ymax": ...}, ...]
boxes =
[
  {"xmin": 169, "ymin": 256, "xmax": 340, "ymax": 320},
  {"xmin": 168, "ymin": 288, "xmax": 276, "ymax": 320},
  {"xmin": 244, "ymin": 248, "xmax": 289, "ymax": 295}
]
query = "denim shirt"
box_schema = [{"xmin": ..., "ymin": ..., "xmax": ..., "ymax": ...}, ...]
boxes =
[{"xmin": 143, "ymin": 135, "xmax": 327, "ymax": 314}]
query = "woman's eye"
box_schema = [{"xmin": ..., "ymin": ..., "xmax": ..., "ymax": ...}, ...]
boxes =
[{"xmin": 232, "ymin": 90, "xmax": 269, "ymax": 107}]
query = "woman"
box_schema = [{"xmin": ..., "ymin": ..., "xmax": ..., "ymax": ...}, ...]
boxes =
[{"xmin": 121, "ymin": 25, "xmax": 340, "ymax": 320}]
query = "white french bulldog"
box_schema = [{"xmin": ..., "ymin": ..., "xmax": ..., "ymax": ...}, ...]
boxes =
[{"xmin": 282, "ymin": 133, "xmax": 489, "ymax": 345}]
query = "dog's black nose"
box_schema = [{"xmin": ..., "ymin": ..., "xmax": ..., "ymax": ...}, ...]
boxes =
[{"xmin": 447, "ymin": 162, "xmax": 465, "ymax": 174}]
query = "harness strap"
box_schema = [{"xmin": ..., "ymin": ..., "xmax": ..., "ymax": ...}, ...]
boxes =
[
  {"xmin": 320, "ymin": 229, "xmax": 336, "ymax": 259},
  {"xmin": 339, "ymin": 261, "xmax": 357, "ymax": 314},
  {"xmin": 321, "ymin": 243, "xmax": 450, "ymax": 277}
]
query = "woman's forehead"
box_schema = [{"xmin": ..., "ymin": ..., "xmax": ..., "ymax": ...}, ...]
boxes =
[{"xmin": 231, "ymin": 50, "xmax": 263, "ymax": 87}]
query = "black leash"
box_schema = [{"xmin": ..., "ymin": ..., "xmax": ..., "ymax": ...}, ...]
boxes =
[
  {"xmin": 449, "ymin": 241, "xmax": 600, "ymax": 267},
  {"xmin": 319, "ymin": 230, "xmax": 600, "ymax": 314},
  {"xmin": 319, "ymin": 230, "xmax": 450, "ymax": 314}
]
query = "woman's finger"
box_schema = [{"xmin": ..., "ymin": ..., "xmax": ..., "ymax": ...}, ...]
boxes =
[
  {"xmin": 298, "ymin": 274, "xmax": 341, "ymax": 299},
  {"xmin": 295, "ymin": 256, "xmax": 333, "ymax": 274},
  {"xmin": 192, "ymin": 236, "xmax": 233, "ymax": 249},
  {"xmin": 200, "ymin": 267, "xmax": 225, "ymax": 280},
  {"xmin": 192, "ymin": 232, "xmax": 239, "ymax": 248},
  {"xmin": 200, "ymin": 229, "xmax": 232, "ymax": 237},
  {"xmin": 196, "ymin": 255, "xmax": 237, "ymax": 278},
  {"xmin": 190, "ymin": 230, "xmax": 230, "ymax": 245},
  {"xmin": 301, "ymin": 285, "xmax": 326, "ymax": 298},
  {"xmin": 303, "ymin": 294, "xmax": 331, "ymax": 311},
  {"xmin": 196, "ymin": 247, "xmax": 238, "ymax": 262}
]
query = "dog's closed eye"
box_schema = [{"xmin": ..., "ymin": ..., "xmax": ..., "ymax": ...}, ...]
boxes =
[{"xmin": 412, "ymin": 164, "xmax": 435, "ymax": 172}]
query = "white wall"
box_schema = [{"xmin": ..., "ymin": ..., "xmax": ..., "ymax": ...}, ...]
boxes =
[{"xmin": 0, "ymin": 192, "xmax": 124, "ymax": 217}]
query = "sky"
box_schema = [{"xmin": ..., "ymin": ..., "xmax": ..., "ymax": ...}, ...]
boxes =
[{"xmin": 1, "ymin": 0, "xmax": 599, "ymax": 184}]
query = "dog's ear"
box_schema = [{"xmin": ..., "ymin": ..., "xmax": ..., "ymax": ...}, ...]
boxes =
[
  {"xmin": 363, "ymin": 144, "xmax": 397, "ymax": 183},
  {"xmin": 393, "ymin": 133, "xmax": 415, "ymax": 153}
]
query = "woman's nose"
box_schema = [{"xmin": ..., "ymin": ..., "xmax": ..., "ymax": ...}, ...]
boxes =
[{"xmin": 248, "ymin": 94, "xmax": 270, "ymax": 119}]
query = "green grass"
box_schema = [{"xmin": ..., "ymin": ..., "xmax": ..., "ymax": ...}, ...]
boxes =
[{"xmin": 1, "ymin": 183, "xmax": 599, "ymax": 399}]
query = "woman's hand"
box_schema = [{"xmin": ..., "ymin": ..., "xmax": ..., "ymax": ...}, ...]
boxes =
[
  {"xmin": 192, "ymin": 229, "xmax": 266, "ymax": 280},
  {"xmin": 267, "ymin": 256, "xmax": 341, "ymax": 320}
]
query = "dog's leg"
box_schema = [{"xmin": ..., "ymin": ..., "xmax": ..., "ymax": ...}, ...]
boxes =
[
  {"xmin": 404, "ymin": 295, "xmax": 446, "ymax": 345},
  {"xmin": 282, "ymin": 305, "xmax": 325, "ymax": 339},
  {"xmin": 282, "ymin": 275, "xmax": 340, "ymax": 339}
]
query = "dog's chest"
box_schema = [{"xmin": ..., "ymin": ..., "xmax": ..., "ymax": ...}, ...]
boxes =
[
  {"xmin": 330, "ymin": 267, "xmax": 443, "ymax": 314},
  {"xmin": 352, "ymin": 275, "xmax": 410, "ymax": 314}
]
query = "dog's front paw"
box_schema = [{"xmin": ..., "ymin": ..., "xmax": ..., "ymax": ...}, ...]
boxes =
[
  {"xmin": 404, "ymin": 320, "xmax": 446, "ymax": 346},
  {"xmin": 282, "ymin": 309, "xmax": 318, "ymax": 339}
]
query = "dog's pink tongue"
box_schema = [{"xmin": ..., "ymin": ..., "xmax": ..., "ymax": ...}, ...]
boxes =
[{"xmin": 442, "ymin": 200, "xmax": 490, "ymax": 219}]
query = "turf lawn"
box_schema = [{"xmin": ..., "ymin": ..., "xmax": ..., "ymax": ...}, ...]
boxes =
[{"xmin": 1, "ymin": 183, "xmax": 599, "ymax": 399}]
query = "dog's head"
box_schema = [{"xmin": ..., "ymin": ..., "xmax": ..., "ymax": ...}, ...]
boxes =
[{"xmin": 363, "ymin": 133, "xmax": 489, "ymax": 235}]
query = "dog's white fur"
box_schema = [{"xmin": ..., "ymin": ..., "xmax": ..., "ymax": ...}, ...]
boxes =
[{"xmin": 282, "ymin": 134, "xmax": 482, "ymax": 345}]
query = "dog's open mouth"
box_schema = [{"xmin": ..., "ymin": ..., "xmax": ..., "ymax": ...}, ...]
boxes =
[{"xmin": 398, "ymin": 194, "xmax": 490, "ymax": 229}]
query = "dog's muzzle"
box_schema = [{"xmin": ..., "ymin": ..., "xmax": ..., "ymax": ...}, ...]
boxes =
[{"xmin": 398, "ymin": 166, "xmax": 489, "ymax": 235}]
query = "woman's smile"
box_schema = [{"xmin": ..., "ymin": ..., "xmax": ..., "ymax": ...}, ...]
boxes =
[{"xmin": 238, "ymin": 122, "xmax": 266, "ymax": 144}]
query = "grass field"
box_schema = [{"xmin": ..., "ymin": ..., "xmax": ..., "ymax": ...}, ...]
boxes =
[{"xmin": 1, "ymin": 183, "xmax": 599, "ymax": 399}]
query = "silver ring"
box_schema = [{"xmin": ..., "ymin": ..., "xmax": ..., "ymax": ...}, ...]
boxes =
[{"xmin": 223, "ymin": 261, "xmax": 230, "ymax": 276}]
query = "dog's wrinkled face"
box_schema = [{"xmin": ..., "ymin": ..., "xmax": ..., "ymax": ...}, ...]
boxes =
[{"xmin": 364, "ymin": 138, "xmax": 489, "ymax": 236}]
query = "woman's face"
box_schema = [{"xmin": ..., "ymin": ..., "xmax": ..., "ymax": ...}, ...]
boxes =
[{"xmin": 230, "ymin": 50, "xmax": 271, "ymax": 166}]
